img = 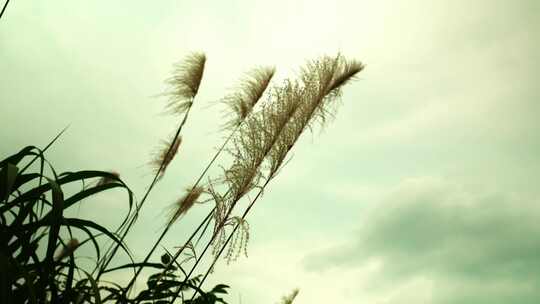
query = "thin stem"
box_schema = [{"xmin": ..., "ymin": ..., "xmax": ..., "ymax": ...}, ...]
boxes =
[
  {"xmin": 182, "ymin": 178, "xmax": 270, "ymax": 303},
  {"xmin": 187, "ymin": 88, "xmax": 325, "ymax": 298},
  {"xmin": 97, "ymin": 97, "xmax": 196, "ymax": 281},
  {"xmin": 191, "ymin": 125, "xmax": 240, "ymax": 194},
  {"xmin": 135, "ymin": 122, "xmax": 249, "ymax": 301},
  {"xmin": 194, "ymin": 212, "xmax": 213, "ymax": 247},
  {"xmin": 125, "ymin": 206, "xmax": 215, "ymax": 294},
  {"xmin": 127, "ymin": 124, "xmax": 241, "ymax": 297},
  {"xmin": 0, "ymin": 0, "xmax": 10, "ymax": 20},
  {"xmin": 169, "ymin": 173, "xmax": 273, "ymax": 304}
]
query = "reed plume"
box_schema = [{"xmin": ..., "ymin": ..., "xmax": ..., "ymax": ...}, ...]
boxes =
[
  {"xmin": 205, "ymin": 56, "xmax": 360, "ymax": 260},
  {"xmin": 206, "ymin": 55, "xmax": 362, "ymax": 258},
  {"xmin": 168, "ymin": 186, "xmax": 204, "ymax": 224},
  {"xmin": 149, "ymin": 65, "xmax": 275, "ymax": 278},
  {"xmin": 267, "ymin": 54, "xmax": 364, "ymax": 178},
  {"xmin": 223, "ymin": 78, "xmax": 305, "ymax": 204},
  {"xmin": 165, "ymin": 52, "xmax": 206, "ymax": 115},
  {"xmin": 191, "ymin": 54, "xmax": 363, "ymax": 293},
  {"xmin": 139, "ymin": 53, "xmax": 361, "ymax": 304},
  {"xmin": 222, "ymin": 66, "xmax": 275, "ymax": 129},
  {"xmin": 149, "ymin": 135, "xmax": 182, "ymax": 179},
  {"xmin": 223, "ymin": 216, "xmax": 249, "ymax": 264}
]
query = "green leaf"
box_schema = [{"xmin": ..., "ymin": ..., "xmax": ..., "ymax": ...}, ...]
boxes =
[
  {"xmin": 0, "ymin": 163, "xmax": 18, "ymax": 201},
  {"xmin": 43, "ymin": 177, "xmax": 64, "ymax": 273},
  {"xmin": 102, "ymin": 262, "xmax": 165, "ymax": 274}
]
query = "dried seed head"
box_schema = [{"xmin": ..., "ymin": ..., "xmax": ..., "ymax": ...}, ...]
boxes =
[
  {"xmin": 223, "ymin": 66, "xmax": 276, "ymax": 129},
  {"xmin": 267, "ymin": 54, "xmax": 363, "ymax": 178},
  {"xmin": 55, "ymin": 238, "xmax": 80, "ymax": 261},
  {"xmin": 223, "ymin": 55, "xmax": 363, "ymax": 201},
  {"xmin": 169, "ymin": 186, "xmax": 204, "ymax": 224},
  {"xmin": 150, "ymin": 135, "xmax": 182, "ymax": 180},
  {"xmin": 208, "ymin": 54, "xmax": 361, "ymax": 272},
  {"xmin": 224, "ymin": 217, "xmax": 250, "ymax": 264},
  {"xmin": 223, "ymin": 79, "xmax": 305, "ymax": 203},
  {"xmin": 165, "ymin": 52, "xmax": 206, "ymax": 114},
  {"xmin": 326, "ymin": 57, "xmax": 364, "ymax": 97}
]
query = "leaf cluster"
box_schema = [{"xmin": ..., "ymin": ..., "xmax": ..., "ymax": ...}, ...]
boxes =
[{"xmin": 0, "ymin": 145, "xmax": 229, "ymax": 303}]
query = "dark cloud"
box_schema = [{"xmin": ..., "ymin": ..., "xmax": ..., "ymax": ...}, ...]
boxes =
[{"xmin": 304, "ymin": 178, "xmax": 540, "ymax": 303}]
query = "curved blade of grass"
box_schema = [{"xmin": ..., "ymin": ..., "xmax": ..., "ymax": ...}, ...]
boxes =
[
  {"xmin": 101, "ymin": 262, "xmax": 166, "ymax": 274},
  {"xmin": 82, "ymin": 270, "xmax": 102, "ymax": 304},
  {"xmin": 0, "ymin": 163, "xmax": 18, "ymax": 202},
  {"xmin": 3, "ymin": 171, "xmax": 133, "ymax": 217},
  {"xmin": 63, "ymin": 218, "xmax": 134, "ymax": 263},
  {"xmin": 0, "ymin": 146, "xmax": 38, "ymax": 168},
  {"xmin": 18, "ymin": 125, "xmax": 70, "ymax": 175},
  {"xmin": 43, "ymin": 177, "xmax": 64, "ymax": 275}
]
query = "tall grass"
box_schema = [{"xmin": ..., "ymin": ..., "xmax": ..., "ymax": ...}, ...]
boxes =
[{"xmin": 0, "ymin": 52, "xmax": 363, "ymax": 303}]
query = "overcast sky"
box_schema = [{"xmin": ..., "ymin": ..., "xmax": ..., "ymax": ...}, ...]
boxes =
[{"xmin": 1, "ymin": 0, "xmax": 539, "ymax": 303}]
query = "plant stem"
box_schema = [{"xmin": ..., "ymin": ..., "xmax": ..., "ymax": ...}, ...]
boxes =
[
  {"xmin": 183, "ymin": 178, "xmax": 271, "ymax": 303},
  {"xmin": 125, "ymin": 206, "xmax": 215, "ymax": 295},
  {"xmin": 97, "ymin": 98, "xmax": 195, "ymax": 281},
  {"xmin": 0, "ymin": 0, "xmax": 10, "ymax": 20},
  {"xmin": 126, "ymin": 125, "xmax": 240, "ymax": 296}
]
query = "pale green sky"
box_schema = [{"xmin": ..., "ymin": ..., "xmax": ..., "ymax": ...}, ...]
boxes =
[{"xmin": 1, "ymin": 0, "xmax": 539, "ymax": 303}]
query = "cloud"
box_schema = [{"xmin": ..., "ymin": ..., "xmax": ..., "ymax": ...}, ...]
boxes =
[{"xmin": 304, "ymin": 177, "xmax": 540, "ymax": 303}]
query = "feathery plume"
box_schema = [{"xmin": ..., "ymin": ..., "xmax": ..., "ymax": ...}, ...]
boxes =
[
  {"xmin": 150, "ymin": 135, "xmax": 182, "ymax": 180},
  {"xmin": 224, "ymin": 79, "xmax": 305, "ymax": 203},
  {"xmin": 165, "ymin": 52, "xmax": 206, "ymax": 114},
  {"xmin": 206, "ymin": 54, "xmax": 361, "ymax": 266},
  {"xmin": 327, "ymin": 58, "xmax": 364, "ymax": 96},
  {"xmin": 222, "ymin": 66, "xmax": 276, "ymax": 129},
  {"xmin": 223, "ymin": 216, "xmax": 250, "ymax": 264},
  {"xmin": 168, "ymin": 186, "xmax": 204, "ymax": 224},
  {"xmin": 209, "ymin": 80, "xmax": 305, "ymax": 260},
  {"xmin": 267, "ymin": 54, "xmax": 364, "ymax": 177}
]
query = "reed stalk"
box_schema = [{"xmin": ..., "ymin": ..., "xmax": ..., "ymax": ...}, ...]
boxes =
[
  {"xmin": 127, "ymin": 66, "xmax": 275, "ymax": 295},
  {"xmin": 98, "ymin": 52, "xmax": 206, "ymax": 282},
  {"xmin": 183, "ymin": 54, "xmax": 363, "ymax": 300}
]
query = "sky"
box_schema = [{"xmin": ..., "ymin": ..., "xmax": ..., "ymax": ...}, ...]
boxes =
[{"xmin": 1, "ymin": 0, "xmax": 539, "ymax": 303}]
